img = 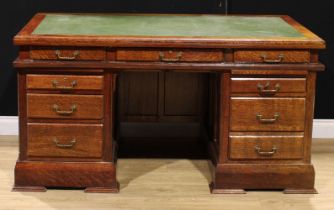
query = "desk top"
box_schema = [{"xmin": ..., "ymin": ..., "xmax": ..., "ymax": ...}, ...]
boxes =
[
  {"xmin": 15, "ymin": 13, "xmax": 325, "ymax": 49},
  {"xmin": 33, "ymin": 14, "xmax": 303, "ymax": 38}
]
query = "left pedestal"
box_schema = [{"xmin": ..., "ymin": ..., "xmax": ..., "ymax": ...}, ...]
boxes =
[{"xmin": 13, "ymin": 70, "xmax": 118, "ymax": 193}]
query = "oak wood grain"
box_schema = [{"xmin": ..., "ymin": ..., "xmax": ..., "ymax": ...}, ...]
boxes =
[
  {"xmin": 229, "ymin": 133, "xmax": 304, "ymax": 160},
  {"xmin": 27, "ymin": 94, "xmax": 104, "ymax": 119},
  {"xmin": 14, "ymin": 161, "xmax": 118, "ymax": 191},
  {"xmin": 30, "ymin": 46, "xmax": 106, "ymax": 61},
  {"xmin": 13, "ymin": 59, "xmax": 326, "ymax": 72},
  {"xmin": 218, "ymin": 73, "xmax": 231, "ymax": 163},
  {"xmin": 18, "ymin": 73, "xmax": 28, "ymax": 161},
  {"xmin": 27, "ymin": 74, "xmax": 104, "ymax": 90},
  {"xmin": 27, "ymin": 123, "xmax": 103, "ymax": 158},
  {"xmin": 116, "ymin": 49, "xmax": 223, "ymax": 62},
  {"xmin": 304, "ymin": 72, "xmax": 317, "ymax": 163},
  {"xmin": 212, "ymin": 163, "xmax": 315, "ymax": 191},
  {"xmin": 230, "ymin": 97, "xmax": 306, "ymax": 132},
  {"xmin": 234, "ymin": 50, "xmax": 310, "ymax": 63},
  {"xmin": 12, "ymin": 13, "xmax": 326, "ymax": 193},
  {"xmin": 231, "ymin": 77, "xmax": 306, "ymax": 96},
  {"xmin": 102, "ymin": 72, "xmax": 114, "ymax": 162}
]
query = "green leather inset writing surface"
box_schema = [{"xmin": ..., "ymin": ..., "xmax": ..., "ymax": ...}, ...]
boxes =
[{"xmin": 33, "ymin": 14, "xmax": 305, "ymax": 38}]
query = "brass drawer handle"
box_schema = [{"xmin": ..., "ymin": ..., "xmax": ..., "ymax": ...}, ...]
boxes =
[
  {"xmin": 261, "ymin": 54, "xmax": 284, "ymax": 63},
  {"xmin": 257, "ymin": 82, "xmax": 280, "ymax": 95},
  {"xmin": 52, "ymin": 104, "xmax": 77, "ymax": 115},
  {"xmin": 55, "ymin": 50, "xmax": 80, "ymax": 60},
  {"xmin": 256, "ymin": 112, "xmax": 279, "ymax": 123},
  {"xmin": 52, "ymin": 79, "xmax": 77, "ymax": 89},
  {"xmin": 53, "ymin": 138, "xmax": 76, "ymax": 148},
  {"xmin": 159, "ymin": 51, "xmax": 183, "ymax": 62},
  {"xmin": 255, "ymin": 145, "xmax": 278, "ymax": 156}
]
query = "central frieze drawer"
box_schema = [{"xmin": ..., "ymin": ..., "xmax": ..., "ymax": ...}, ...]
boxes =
[
  {"xmin": 229, "ymin": 133, "xmax": 304, "ymax": 160},
  {"xmin": 27, "ymin": 74, "xmax": 104, "ymax": 91},
  {"xmin": 27, "ymin": 123, "xmax": 103, "ymax": 158},
  {"xmin": 234, "ymin": 50, "xmax": 310, "ymax": 63},
  {"xmin": 116, "ymin": 49, "xmax": 224, "ymax": 62},
  {"xmin": 230, "ymin": 97, "xmax": 305, "ymax": 131},
  {"xmin": 27, "ymin": 94, "xmax": 104, "ymax": 119}
]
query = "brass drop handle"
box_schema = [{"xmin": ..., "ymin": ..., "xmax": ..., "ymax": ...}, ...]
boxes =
[
  {"xmin": 256, "ymin": 112, "xmax": 279, "ymax": 123},
  {"xmin": 52, "ymin": 79, "xmax": 77, "ymax": 89},
  {"xmin": 159, "ymin": 51, "xmax": 183, "ymax": 62},
  {"xmin": 261, "ymin": 54, "xmax": 284, "ymax": 63},
  {"xmin": 255, "ymin": 145, "xmax": 278, "ymax": 156},
  {"xmin": 55, "ymin": 50, "xmax": 80, "ymax": 60},
  {"xmin": 53, "ymin": 138, "xmax": 76, "ymax": 148},
  {"xmin": 53, "ymin": 104, "xmax": 77, "ymax": 115},
  {"xmin": 257, "ymin": 82, "xmax": 281, "ymax": 95}
]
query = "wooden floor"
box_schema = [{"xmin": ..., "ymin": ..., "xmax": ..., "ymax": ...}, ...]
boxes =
[{"xmin": 0, "ymin": 136, "xmax": 334, "ymax": 210}]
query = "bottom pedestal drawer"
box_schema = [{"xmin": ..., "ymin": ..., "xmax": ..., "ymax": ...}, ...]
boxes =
[
  {"xmin": 229, "ymin": 133, "xmax": 304, "ymax": 160},
  {"xmin": 27, "ymin": 123, "xmax": 103, "ymax": 158}
]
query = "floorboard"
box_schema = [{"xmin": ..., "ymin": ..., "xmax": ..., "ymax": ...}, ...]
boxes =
[{"xmin": 0, "ymin": 136, "xmax": 333, "ymax": 210}]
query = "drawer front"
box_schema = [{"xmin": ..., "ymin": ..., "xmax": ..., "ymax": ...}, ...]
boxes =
[
  {"xmin": 234, "ymin": 50, "xmax": 310, "ymax": 63},
  {"xmin": 230, "ymin": 98, "xmax": 305, "ymax": 131},
  {"xmin": 27, "ymin": 74, "xmax": 104, "ymax": 90},
  {"xmin": 231, "ymin": 78, "xmax": 306, "ymax": 95},
  {"xmin": 116, "ymin": 49, "xmax": 223, "ymax": 62},
  {"xmin": 30, "ymin": 47, "xmax": 106, "ymax": 61},
  {"xmin": 27, "ymin": 123, "xmax": 103, "ymax": 158},
  {"xmin": 27, "ymin": 94, "xmax": 104, "ymax": 119},
  {"xmin": 229, "ymin": 133, "xmax": 304, "ymax": 160}
]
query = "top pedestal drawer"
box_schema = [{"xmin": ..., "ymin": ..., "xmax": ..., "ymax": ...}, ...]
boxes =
[
  {"xmin": 27, "ymin": 74, "xmax": 104, "ymax": 91},
  {"xmin": 30, "ymin": 47, "xmax": 106, "ymax": 61},
  {"xmin": 116, "ymin": 49, "xmax": 224, "ymax": 62},
  {"xmin": 234, "ymin": 50, "xmax": 310, "ymax": 63},
  {"xmin": 231, "ymin": 78, "xmax": 306, "ymax": 96}
]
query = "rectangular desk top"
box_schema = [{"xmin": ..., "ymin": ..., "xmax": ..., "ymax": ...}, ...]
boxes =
[
  {"xmin": 15, "ymin": 13, "xmax": 325, "ymax": 49},
  {"xmin": 33, "ymin": 14, "xmax": 303, "ymax": 38}
]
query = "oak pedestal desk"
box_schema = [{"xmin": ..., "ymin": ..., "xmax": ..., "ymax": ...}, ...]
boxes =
[{"xmin": 13, "ymin": 13, "xmax": 325, "ymax": 194}]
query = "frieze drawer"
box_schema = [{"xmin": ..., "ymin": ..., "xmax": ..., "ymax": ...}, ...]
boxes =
[
  {"xmin": 234, "ymin": 50, "xmax": 310, "ymax": 63},
  {"xmin": 116, "ymin": 49, "xmax": 224, "ymax": 62},
  {"xmin": 30, "ymin": 47, "xmax": 106, "ymax": 61}
]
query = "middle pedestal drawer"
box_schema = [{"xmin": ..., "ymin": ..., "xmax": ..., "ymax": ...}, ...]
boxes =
[
  {"xmin": 27, "ymin": 123, "xmax": 103, "ymax": 158},
  {"xmin": 27, "ymin": 94, "xmax": 104, "ymax": 119},
  {"xmin": 230, "ymin": 97, "xmax": 305, "ymax": 132}
]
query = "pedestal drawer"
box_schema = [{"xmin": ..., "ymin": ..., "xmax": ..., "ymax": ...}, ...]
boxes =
[
  {"xmin": 27, "ymin": 74, "xmax": 104, "ymax": 90},
  {"xmin": 229, "ymin": 133, "xmax": 304, "ymax": 160},
  {"xmin": 231, "ymin": 78, "xmax": 306, "ymax": 96},
  {"xmin": 116, "ymin": 49, "xmax": 223, "ymax": 62},
  {"xmin": 234, "ymin": 50, "xmax": 310, "ymax": 63},
  {"xmin": 27, "ymin": 123, "xmax": 103, "ymax": 158},
  {"xmin": 27, "ymin": 94, "xmax": 104, "ymax": 119},
  {"xmin": 230, "ymin": 97, "xmax": 305, "ymax": 131}
]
